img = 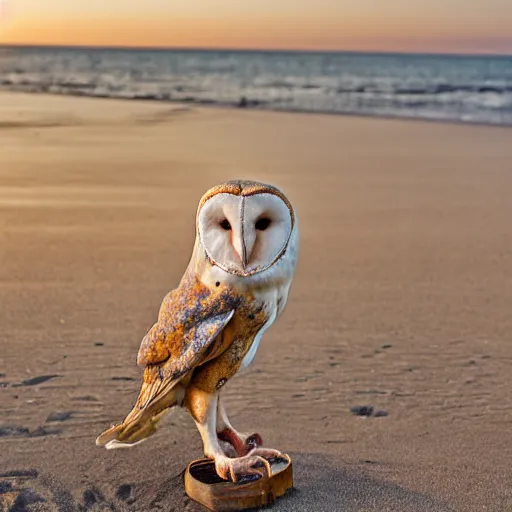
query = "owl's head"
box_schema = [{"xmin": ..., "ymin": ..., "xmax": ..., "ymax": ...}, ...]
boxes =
[{"xmin": 196, "ymin": 180, "xmax": 296, "ymax": 277}]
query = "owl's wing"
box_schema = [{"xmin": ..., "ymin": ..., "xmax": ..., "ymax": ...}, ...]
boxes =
[
  {"xmin": 137, "ymin": 308, "xmax": 235, "ymax": 378},
  {"xmin": 96, "ymin": 283, "xmax": 239, "ymax": 448},
  {"xmin": 133, "ymin": 283, "xmax": 239, "ymax": 411}
]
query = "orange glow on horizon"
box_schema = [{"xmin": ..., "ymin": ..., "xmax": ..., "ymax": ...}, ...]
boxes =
[{"xmin": 0, "ymin": 1, "xmax": 511, "ymax": 55}]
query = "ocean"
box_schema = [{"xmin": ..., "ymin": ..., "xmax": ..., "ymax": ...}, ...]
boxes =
[{"xmin": 1, "ymin": 46, "xmax": 511, "ymax": 126}]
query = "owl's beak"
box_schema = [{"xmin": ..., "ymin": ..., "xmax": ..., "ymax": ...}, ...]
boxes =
[
  {"xmin": 233, "ymin": 235, "xmax": 247, "ymax": 270},
  {"xmin": 233, "ymin": 204, "xmax": 256, "ymax": 272}
]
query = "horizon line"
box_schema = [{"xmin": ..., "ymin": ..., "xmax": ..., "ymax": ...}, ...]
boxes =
[{"xmin": 0, "ymin": 42, "xmax": 511, "ymax": 59}]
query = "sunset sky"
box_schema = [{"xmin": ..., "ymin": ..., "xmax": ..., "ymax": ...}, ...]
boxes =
[{"xmin": 0, "ymin": 0, "xmax": 511, "ymax": 54}]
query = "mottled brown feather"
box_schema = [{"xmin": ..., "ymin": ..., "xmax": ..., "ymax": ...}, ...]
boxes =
[{"xmin": 137, "ymin": 271, "xmax": 241, "ymax": 367}]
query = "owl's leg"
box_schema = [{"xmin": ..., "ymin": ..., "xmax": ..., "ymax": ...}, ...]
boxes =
[
  {"xmin": 185, "ymin": 386, "xmax": 272, "ymax": 483},
  {"xmin": 216, "ymin": 395, "xmax": 262, "ymax": 457}
]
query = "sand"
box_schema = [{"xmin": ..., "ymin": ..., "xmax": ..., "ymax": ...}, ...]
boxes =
[{"xmin": 1, "ymin": 91, "xmax": 511, "ymax": 511}]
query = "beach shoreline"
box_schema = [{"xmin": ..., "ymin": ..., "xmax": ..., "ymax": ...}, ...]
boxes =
[{"xmin": 2, "ymin": 88, "xmax": 512, "ymax": 130}]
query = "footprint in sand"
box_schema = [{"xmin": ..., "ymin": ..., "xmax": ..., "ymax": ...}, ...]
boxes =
[
  {"xmin": 0, "ymin": 425, "xmax": 62, "ymax": 438},
  {"xmin": 20, "ymin": 375, "xmax": 61, "ymax": 387}
]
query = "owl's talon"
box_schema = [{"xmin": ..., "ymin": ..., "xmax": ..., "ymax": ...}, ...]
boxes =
[
  {"xmin": 247, "ymin": 447, "xmax": 284, "ymax": 460},
  {"xmin": 245, "ymin": 433, "xmax": 263, "ymax": 452},
  {"xmin": 215, "ymin": 454, "xmax": 272, "ymax": 483}
]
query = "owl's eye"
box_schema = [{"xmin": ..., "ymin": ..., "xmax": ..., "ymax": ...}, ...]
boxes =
[
  {"xmin": 219, "ymin": 219, "xmax": 232, "ymax": 231},
  {"xmin": 255, "ymin": 218, "xmax": 271, "ymax": 231}
]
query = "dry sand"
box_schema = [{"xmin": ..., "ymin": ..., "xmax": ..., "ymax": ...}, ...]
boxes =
[{"xmin": 1, "ymin": 91, "xmax": 511, "ymax": 511}]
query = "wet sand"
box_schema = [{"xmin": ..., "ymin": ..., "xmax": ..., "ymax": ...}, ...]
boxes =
[{"xmin": 1, "ymin": 91, "xmax": 511, "ymax": 511}]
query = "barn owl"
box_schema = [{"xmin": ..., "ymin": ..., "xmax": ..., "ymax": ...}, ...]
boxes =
[{"xmin": 96, "ymin": 180, "xmax": 298, "ymax": 483}]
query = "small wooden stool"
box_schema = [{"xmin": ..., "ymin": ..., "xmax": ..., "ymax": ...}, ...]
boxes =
[{"xmin": 184, "ymin": 456, "xmax": 293, "ymax": 511}]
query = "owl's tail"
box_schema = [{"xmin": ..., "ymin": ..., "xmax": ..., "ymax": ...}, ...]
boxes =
[{"xmin": 95, "ymin": 366, "xmax": 186, "ymax": 449}]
